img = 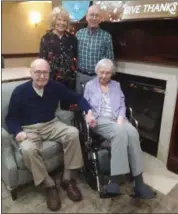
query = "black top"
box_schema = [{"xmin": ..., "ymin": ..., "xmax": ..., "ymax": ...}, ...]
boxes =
[{"xmin": 39, "ymin": 30, "xmax": 78, "ymax": 80}]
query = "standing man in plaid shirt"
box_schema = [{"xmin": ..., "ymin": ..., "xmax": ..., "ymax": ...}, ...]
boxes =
[{"xmin": 76, "ymin": 5, "xmax": 114, "ymax": 93}]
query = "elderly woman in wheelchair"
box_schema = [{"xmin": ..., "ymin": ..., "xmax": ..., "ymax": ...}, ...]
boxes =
[{"xmin": 83, "ymin": 58, "xmax": 156, "ymax": 199}]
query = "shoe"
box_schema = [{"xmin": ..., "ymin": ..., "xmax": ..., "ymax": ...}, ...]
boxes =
[
  {"xmin": 61, "ymin": 179, "xmax": 82, "ymax": 202},
  {"xmin": 104, "ymin": 181, "xmax": 120, "ymax": 197},
  {"xmin": 45, "ymin": 186, "xmax": 61, "ymax": 211},
  {"xmin": 131, "ymin": 184, "xmax": 157, "ymax": 199}
]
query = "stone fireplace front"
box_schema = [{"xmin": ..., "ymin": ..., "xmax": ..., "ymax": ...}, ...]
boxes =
[{"xmin": 116, "ymin": 61, "xmax": 178, "ymax": 165}]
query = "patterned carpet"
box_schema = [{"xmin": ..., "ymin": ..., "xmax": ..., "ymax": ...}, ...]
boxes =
[{"xmin": 2, "ymin": 172, "xmax": 178, "ymax": 213}]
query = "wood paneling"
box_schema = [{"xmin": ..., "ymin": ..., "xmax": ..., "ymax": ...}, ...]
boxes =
[
  {"xmin": 3, "ymin": 53, "xmax": 38, "ymax": 58},
  {"xmin": 100, "ymin": 19, "xmax": 178, "ymax": 66}
]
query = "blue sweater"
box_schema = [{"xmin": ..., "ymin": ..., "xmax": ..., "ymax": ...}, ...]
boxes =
[{"xmin": 6, "ymin": 80, "xmax": 91, "ymax": 136}]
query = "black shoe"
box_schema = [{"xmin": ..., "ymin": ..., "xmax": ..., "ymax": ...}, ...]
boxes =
[
  {"xmin": 103, "ymin": 181, "xmax": 120, "ymax": 197},
  {"xmin": 131, "ymin": 184, "xmax": 157, "ymax": 199}
]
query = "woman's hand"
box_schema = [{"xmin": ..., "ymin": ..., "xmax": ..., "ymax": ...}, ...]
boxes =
[
  {"xmin": 85, "ymin": 110, "xmax": 97, "ymax": 128},
  {"xmin": 117, "ymin": 116, "xmax": 125, "ymax": 126}
]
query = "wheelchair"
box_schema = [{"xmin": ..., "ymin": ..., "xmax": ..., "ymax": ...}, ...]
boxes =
[{"xmin": 73, "ymin": 99, "xmax": 139, "ymax": 198}]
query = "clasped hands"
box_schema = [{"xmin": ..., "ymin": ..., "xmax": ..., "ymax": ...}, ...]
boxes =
[{"xmin": 85, "ymin": 110, "xmax": 97, "ymax": 128}]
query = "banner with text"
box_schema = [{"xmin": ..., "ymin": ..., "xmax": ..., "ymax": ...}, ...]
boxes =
[{"xmin": 121, "ymin": 0, "xmax": 178, "ymax": 20}]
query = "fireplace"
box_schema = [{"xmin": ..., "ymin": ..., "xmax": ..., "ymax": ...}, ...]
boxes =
[{"xmin": 113, "ymin": 73, "xmax": 166, "ymax": 157}]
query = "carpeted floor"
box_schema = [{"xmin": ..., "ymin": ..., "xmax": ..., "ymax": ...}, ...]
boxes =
[{"xmin": 2, "ymin": 171, "xmax": 178, "ymax": 213}]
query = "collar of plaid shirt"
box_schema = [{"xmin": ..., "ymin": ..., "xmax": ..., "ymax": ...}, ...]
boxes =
[{"xmin": 87, "ymin": 27, "xmax": 99, "ymax": 35}]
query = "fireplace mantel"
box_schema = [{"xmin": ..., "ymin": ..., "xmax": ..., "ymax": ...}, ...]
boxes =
[{"xmin": 116, "ymin": 60, "xmax": 178, "ymax": 165}]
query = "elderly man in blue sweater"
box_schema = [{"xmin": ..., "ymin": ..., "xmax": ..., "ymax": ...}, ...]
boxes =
[{"xmin": 5, "ymin": 58, "xmax": 96, "ymax": 211}]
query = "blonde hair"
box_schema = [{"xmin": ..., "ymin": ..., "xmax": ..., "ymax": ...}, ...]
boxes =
[{"xmin": 49, "ymin": 7, "xmax": 70, "ymax": 29}]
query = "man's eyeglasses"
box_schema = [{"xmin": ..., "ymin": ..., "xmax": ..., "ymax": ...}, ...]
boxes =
[
  {"xmin": 88, "ymin": 13, "xmax": 100, "ymax": 19},
  {"xmin": 33, "ymin": 70, "xmax": 49, "ymax": 77}
]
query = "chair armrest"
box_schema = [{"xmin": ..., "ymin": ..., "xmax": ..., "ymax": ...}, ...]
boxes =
[
  {"xmin": 1, "ymin": 128, "xmax": 13, "ymax": 149},
  {"xmin": 1, "ymin": 128, "xmax": 18, "ymax": 189},
  {"xmin": 55, "ymin": 109, "xmax": 74, "ymax": 126}
]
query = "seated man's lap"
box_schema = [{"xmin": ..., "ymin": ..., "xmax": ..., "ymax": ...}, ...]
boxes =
[{"xmin": 19, "ymin": 118, "xmax": 78, "ymax": 149}]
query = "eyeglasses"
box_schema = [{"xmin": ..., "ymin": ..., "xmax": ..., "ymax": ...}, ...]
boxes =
[
  {"xmin": 33, "ymin": 70, "xmax": 49, "ymax": 77},
  {"xmin": 88, "ymin": 13, "xmax": 100, "ymax": 19}
]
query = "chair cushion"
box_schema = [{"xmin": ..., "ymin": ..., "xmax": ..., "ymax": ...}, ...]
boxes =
[
  {"xmin": 14, "ymin": 141, "xmax": 63, "ymax": 170},
  {"xmin": 55, "ymin": 109, "xmax": 74, "ymax": 126}
]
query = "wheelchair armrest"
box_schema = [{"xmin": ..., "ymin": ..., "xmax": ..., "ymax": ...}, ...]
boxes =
[
  {"xmin": 81, "ymin": 113, "xmax": 93, "ymax": 148},
  {"xmin": 127, "ymin": 107, "xmax": 139, "ymax": 130},
  {"xmin": 73, "ymin": 108, "xmax": 93, "ymax": 148}
]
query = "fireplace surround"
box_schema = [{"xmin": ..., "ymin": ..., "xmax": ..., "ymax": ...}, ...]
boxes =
[
  {"xmin": 113, "ymin": 72, "xmax": 166, "ymax": 157},
  {"xmin": 116, "ymin": 61, "xmax": 178, "ymax": 165}
]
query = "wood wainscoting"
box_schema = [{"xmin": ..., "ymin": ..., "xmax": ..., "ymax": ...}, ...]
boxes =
[{"xmin": 3, "ymin": 53, "xmax": 38, "ymax": 58}]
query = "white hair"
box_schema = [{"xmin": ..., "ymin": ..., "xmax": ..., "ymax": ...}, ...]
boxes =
[
  {"xmin": 30, "ymin": 58, "xmax": 51, "ymax": 72},
  {"xmin": 95, "ymin": 58, "xmax": 116, "ymax": 75}
]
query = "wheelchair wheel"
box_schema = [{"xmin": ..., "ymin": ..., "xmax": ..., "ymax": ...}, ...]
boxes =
[
  {"xmin": 84, "ymin": 169, "xmax": 97, "ymax": 191},
  {"xmin": 83, "ymin": 150, "xmax": 106, "ymax": 194},
  {"xmin": 82, "ymin": 151, "xmax": 98, "ymax": 191}
]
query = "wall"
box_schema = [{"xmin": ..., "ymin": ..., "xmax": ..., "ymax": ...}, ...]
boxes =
[
  {"xmin": 4, "ymin": 57, "xmax": 36, "ymax": 68},
  {"xmin": 52, "ymin": 0, "xmax": 61, "ymax": 8},
  {"xmin": 2, "ymin": 1, "xmax": 52, "ymax": 67}
]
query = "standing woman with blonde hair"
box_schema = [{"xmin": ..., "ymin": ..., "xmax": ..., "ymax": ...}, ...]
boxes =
[{"xmin": 39, "ymin": 7, "xmax": 77, "ymax": 108}]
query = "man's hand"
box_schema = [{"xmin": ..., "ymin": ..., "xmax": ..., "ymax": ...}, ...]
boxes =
[
  {"xmin": 117, "ymin": 116, "xmax": 125, "ymax": 126},
  {"xmin": 15, "ymin": 131, "xmax": 28, "ymax": 142},
  {"xmin": 85, "ymin": 110, "xmax": 97, "ymax": 128}
]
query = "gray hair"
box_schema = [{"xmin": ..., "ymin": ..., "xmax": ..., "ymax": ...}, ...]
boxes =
[
  {"xmin": 95, "ymin": 59, "xmax": 116, "ymax": 75},
  {"xmin": 30, "ymin": 58, "xmax": 51, "ymax": 72},
  {"xmin": 87, "ymin": 5, "xmax": 101, "ymax": 15},
  {"xmin": 49, "ymin": 7, "xmax": 70, "ymax": 29}
]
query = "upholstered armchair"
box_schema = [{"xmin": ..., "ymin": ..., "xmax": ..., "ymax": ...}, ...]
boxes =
[{"xmin": 2, "ymin": 80, "xmax": 74, "ymax": 200}]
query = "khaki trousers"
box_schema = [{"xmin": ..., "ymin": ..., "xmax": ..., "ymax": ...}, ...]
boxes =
[{"xmin": 18, "ymin": 118, "xmax": 83, "ymax": 186}]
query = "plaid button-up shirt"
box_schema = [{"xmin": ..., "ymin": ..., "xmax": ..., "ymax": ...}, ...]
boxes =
[{"xmin": 76, "ymin": 27, "xmax": 114, "ymax": 74}]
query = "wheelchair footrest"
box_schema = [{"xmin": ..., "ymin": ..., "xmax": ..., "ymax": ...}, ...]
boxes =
[{"xmin": 99, "ymin": 191, "xmax": 120, "ymax": 198}]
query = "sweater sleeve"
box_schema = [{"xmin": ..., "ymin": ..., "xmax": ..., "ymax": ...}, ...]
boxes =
[
  {"xmin": 118, "ymin": 83, "xmax": 126, "ymax": 118},
  {"xmin": 56, "ymin": 83, "xmax": 91, "ymax": 113},
  {"xmin": 5, "ymin": 89, "xmax": 23, "ymax": 136},
  {"xmin": 83, "ymin": 81, "xmax": 91, "ymax": 102}
]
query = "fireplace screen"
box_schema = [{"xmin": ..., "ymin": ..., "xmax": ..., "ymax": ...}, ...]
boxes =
[{"xmin": 113, "ymin": 73, "xmax": 166, "ymax": 157}]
